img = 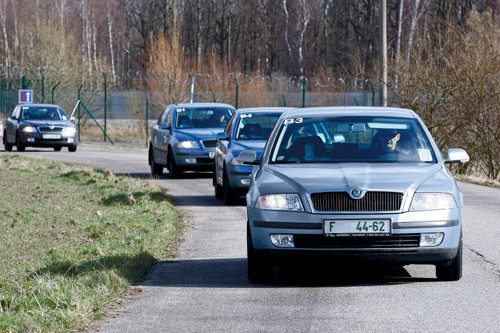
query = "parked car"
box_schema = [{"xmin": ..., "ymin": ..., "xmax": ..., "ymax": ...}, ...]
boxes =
[
  {"xmin": 214, "ymin": 107, "xmax": 291, "ymax": 204},
  {"xmin": 149, "ymin": 103, "xmax": 235, "ymax": 177},
  {"xmin": 3, "ymin": 104, "xmax": 77, "ymax": 152},
  {"xmin": 239, "ymin": 106, "xmax": 469, "ymax": 283}
]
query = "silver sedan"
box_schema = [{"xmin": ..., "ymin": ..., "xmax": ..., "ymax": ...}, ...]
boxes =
[{"xmin": 240, "ymin": 107, "xmax": 469, "ymax": 283}]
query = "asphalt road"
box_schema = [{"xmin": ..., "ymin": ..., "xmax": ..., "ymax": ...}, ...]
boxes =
[{"xmin": 4, "ymin": 145, "xmax": 499, "ymax": 332}]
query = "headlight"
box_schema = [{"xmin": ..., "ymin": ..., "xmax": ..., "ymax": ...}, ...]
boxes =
[
  {"xmin": 410, "ymin": 193, "xmax": 456, "ymax": 211},
  {"xmin": 62, "ymin": 127, "xmax": 77, "ymax": 136},
  {"xmin": 177, "ymin": 141, "xmax": 200, "ymax": 149},
  {"xmin": 22, "ymin": 126, "xmax": 37, "ymax": 133},
  {"xmin": 255, "ymin": 194, "xmax": 304, "ymax": 211}
]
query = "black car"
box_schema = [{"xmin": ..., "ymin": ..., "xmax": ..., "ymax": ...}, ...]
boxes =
[{"xmin": 3, "ymin": 104, "xmax": 78, "ymax": 152}]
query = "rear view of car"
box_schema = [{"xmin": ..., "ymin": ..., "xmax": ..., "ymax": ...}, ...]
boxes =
[
  {"xmin": 214, "ymin": 107, "xmax": 291, "ymax": 204},
  {"xmin": 3, "ymin": 104, "xmax": 77, "ymax": 152},
  {"xmin": 241, "ymin": 107, "xmax": 469, "ymax": 283}
]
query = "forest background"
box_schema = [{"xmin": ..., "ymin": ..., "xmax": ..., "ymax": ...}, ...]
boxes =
[{"xmin": 0, "ymin": 0, "xmax": 500, "ymax": 181}]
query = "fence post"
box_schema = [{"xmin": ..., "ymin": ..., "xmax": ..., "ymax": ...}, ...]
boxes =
[
  {"xmin": 282, "ymin": 94, "xmax": 287, "ymax": 107},
  {"xmin": 234, "ymin": 78, "xmax": 239, "ymax": 109},
  {"xmin": 145, "ymin": 92, "xmax": 149, "ymax": 147},
  {"xmin": 40, "ymin": 70, "xmax": 46, "ymax": 103},
  {"xmin": 51, "ymin": 82, "xmax": 60, "ymax": 104},
  {"xmin": 22, "ymin": 76, "xmax": 27, "ymax": 89},
  {"xmin": 301, "ymin": 78, "xmax": 308, "ymax": 108},
  {"xmin": 78, "ymin": 85, "xmax": 82, "ymax": 142},
  {"xmin": 103, "ymin": 72, "xmax": 108, "ymax": 142},
  {"xmin": 370, "ymin": 83, "xmax": 376, "ymax": 106}
]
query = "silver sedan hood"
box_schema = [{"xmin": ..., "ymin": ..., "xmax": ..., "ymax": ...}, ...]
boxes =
[{"xmin": 258, "ymin": 163, "xmax": 453, "ymax": 195}]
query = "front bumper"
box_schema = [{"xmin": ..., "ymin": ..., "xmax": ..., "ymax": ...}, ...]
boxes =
[
  {"xmin": 248, "ymin": 207, "xmax": 462, "ymax": 264},
  {"xmin": 226, "ymin": 163, "xmax": 254, "ymax": 190},
  {"xmin": 20, "ymin": 133, "xmax": 77, "ymax": 148},
  {"xmin": 174, "ymin": 148, "xmax": 215, "ymax": 171}
]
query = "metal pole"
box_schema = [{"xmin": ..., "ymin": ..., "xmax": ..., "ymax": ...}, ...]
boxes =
[
  {"xmin": 380, "ymin": 0, "xmax": 388, "ymax": 106},
  {"xmin": 40, "ymin": 70, "xmax": 46, "ymax": 103},
  {"xmin": 234, "ymin": 79, "xmax": 239, "ymax": 109},
  {"xmin": 78, "ymin": 85, "xmax": 82, "ymax": 142},
  {"xmin": 190, "ymin": 77, "xmax": 194, "ymax": 103},
  {"xmin": 301, "ymin": 78, "xmax": 307, "ymax": 108},
  {"xmin": 103, "ymin": 72, "xmax": 107, "ymax": 142},
  {"xmin": 145, "ymin": 92, "xmax": 149, "ymax": 147},
  {"xmin": 282, "ymin": 94, "xmax": 287, "ymax": 107},
  {"xmin": 51, "ymin": 82, "xmax": 60, "ymax": 104}
]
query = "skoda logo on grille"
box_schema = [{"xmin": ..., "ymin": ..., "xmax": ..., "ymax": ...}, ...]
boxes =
[
  {"xmin": 49, "ymin": 125, "xmax": 55, "ymax": 130},
  {"xmin": 349, "ymin": 188, "xmax": 364, "ymax": 199}
]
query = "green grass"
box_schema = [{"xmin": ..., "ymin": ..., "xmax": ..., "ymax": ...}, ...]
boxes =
[{"xmin": 0, "ymin": 154, "xmax": 182, "ymax": 332}]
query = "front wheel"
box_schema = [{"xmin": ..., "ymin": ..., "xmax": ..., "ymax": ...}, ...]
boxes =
[
  {"xmin": 223, "ymin": 169, "xmax": 237, "ymax": 204},
  {"xmin": 54, "ymin": 146, "xmax": 62, "ymax": 151},
  {"xmin": 167, "ymin": 151, "xmax": 181, "ymax": 178},
  {"xmin": 68, "ymin": 145, "xmax": 77, "ymax": 152},
  {"xmin": 436, "ymin": 238, "xmax": 462, "ymax": 281},
  {"xmin": 149, "ymin": 148, "xmax": 163, "ymax": 177},
  {"xmin": 214, "ymin": 171, "xmax": 224, "ymax": 200},
  {"xmin": 16, "ymin": 135, "xmax": 25, "ymax": 152},
  {"xmin": 247, "ymin": 223, "xmax": 272, "ymax": 284},
  {"xmin": 4, "ymin": 132, "xmax": 13, "ymax": 151}
]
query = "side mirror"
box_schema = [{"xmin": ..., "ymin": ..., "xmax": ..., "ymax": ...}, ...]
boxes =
[
  {"xmin": 445, "ymin": 148, "xmax": 470, "ymax": 164},
  {"xmin": 70, "ymin": 116, "xmax": 76, "ymax": 122},
  {"xmin": 159, "ymin": 123, "xmax": 171, "ymax": 130},
  {"xmin": 238, "ymin": 150, "xmax": 260, "ymax": 165},
  {"xmin": 216, "ymin": 132, "xmax": 228, "ymax": 140}
]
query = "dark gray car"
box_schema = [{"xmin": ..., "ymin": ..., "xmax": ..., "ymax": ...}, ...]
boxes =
[{"xmin": 3, "ymin": 104, "xmax": 77, "ymax": 152}]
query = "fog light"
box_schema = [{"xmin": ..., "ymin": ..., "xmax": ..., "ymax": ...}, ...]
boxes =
[
  {"xmin": 67, "ymin": 138, "xmax": 74, "ymax": 143},
  {"xmin": 420, "ymin": 233, "xmax": 444, "ymax": 247},
  {"xmin": 240, "ymin": 178, "xmax": 251, "ymax": 186},
  {"xmin": 185, "ymin": 158, "xmax": 197, "ymax": 164},
  {"xmin": 270, "ymin": 234, "xmax": 294, "ymax": 248},
  {"xmin": 27, "ymin": 138, "xmax": 35, "ymax": 142}
]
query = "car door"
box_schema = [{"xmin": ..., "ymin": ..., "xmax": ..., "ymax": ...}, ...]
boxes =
[
  {"xmin": 5, "ymin": 106, "xmax": 21, "ymax": 144},
  {"xmin": 151, "ymin": 108, "xmax": 170, "ymax": 165},
  {"xmin": 215, "ymin": 112, "xmax": 236, "ymax": 184}
]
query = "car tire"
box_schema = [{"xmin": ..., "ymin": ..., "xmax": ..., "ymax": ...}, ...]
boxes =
[
  {"xmin": 436, "ymin": 237, "xmax": 462, "ymax": 281},
  {"xmin": 167, "ymin": 151, "xmax": 181, "ymax": 178},
  {"xmin": 149, "ymin": 148, "xmax": 163, "ymax": 177},
  {"xmin": 223, "ymin": 168, "xmax": 237, "ymax": 205},
  {"xmin": 68, "ymin": 145, "xmax": 77, "ymax": 152},
  {"xmin": 4, "ymin": 133, "xmax": 13, "ymax": 151},
  {"xmin": 54, "ymin": 146, "xmax": 62, "ymax": 151},
  {"xmin": 247, "ymin": 223, "xmax": 272, "ymax": 284},
  {"xmin": 214, "ymin": 171, "xmax": 224, "ymax": 200},
  {"xmin": 15, "ymin": 134, "xmax": 25, "ymax": 152}
]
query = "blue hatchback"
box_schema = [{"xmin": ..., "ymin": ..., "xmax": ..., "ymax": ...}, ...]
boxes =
[
  {"xmin": 214, "ymin": 107, "xmax": 292, "ymax": 204},
  {"xmin": 149, "ymin": 103, "xmax": 235, "ymax": 177}
]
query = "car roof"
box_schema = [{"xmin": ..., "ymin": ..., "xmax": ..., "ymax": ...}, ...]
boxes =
[
  {"xmin": 235, "ymin": 107, "xmax": 294, "ymax": 114},
  {"xmin": 169, "ymin": 103, "xmax": 235, "ymax": 109},
  {"xmin": 280, "ymin": 106, "xmax": 417, "ymax": 119},
  {"xmin": 17, "ymin": 103, "xmax": 62, "ymax": 108}
]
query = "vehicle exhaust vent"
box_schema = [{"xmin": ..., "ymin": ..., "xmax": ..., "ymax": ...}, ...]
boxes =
[{"xmin": 310, "ymin": 191, "xmax": 403, "ymax": 212}]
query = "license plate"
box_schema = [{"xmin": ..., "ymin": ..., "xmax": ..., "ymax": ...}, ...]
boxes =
[
  {"xmin": 324, "ymin": 219, "xmax": 391, "ymax": 237},
  {"xmin": 209, "ymin": 151, "xmax": 215, "ymax": 159},
  {"xmin": 43, "ymin": 134, "xmax": 61, "ymax": 139}
]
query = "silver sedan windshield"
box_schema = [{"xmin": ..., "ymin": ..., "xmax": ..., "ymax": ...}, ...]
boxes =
[{"xmin": 270, "ymin": 116, "xmax": 436, "ymax": 163}]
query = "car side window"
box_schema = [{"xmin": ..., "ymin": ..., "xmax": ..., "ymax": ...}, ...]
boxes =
[
  {"xmin": 158, "ymin": 109, "xmax": 169, "ymax": 125},
  {"xmin": 166, "ymin": 109, "xmax": 174, "ymax": 127},
  {"xmin": 225, "ymin": 113, "xmax": 236, "ymax": 137},
  {"xmin": 11, "ymin": 106, "xmax": 20, "ymax": 119}
]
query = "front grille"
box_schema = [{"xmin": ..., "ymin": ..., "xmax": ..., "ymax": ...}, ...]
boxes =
[
  {"xmin": 202, "ymin": 140, "xmax": 217, "ymax": 148},
  {"xmin": 39, "ymin": 126, "xmax": 64, "ymax": 133},
  {"xmin": 294, "ymin": 234, "xmax": 420, "ymax": 249},
  {"xmin": 310, "ymin": 191, "xmax": 403, "ymax": 212}
]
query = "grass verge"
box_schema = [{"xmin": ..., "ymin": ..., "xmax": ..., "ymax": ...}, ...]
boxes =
[{"xmin": 0, "ymin": 154, "xmax": 182, "ymax": 332}]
